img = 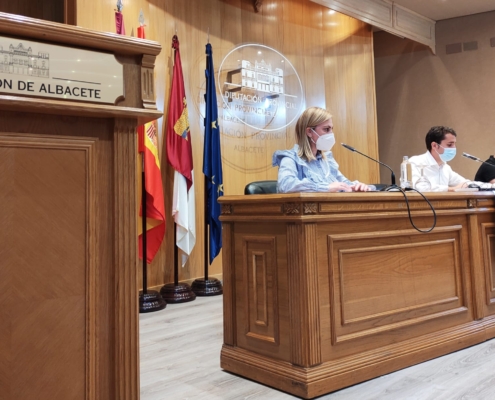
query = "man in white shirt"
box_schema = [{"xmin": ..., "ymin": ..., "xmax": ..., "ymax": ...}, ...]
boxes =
[{"xmin": 409, "ymin": 126, "xmax": 469, "ymax": 192}]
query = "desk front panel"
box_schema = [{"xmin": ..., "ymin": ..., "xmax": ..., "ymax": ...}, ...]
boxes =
[
  {"xmin": 220, "ymin": 192, "xmax": 495, "ymax": 398},
  {"xmin": 316, "ymin": 215, "xmax": 473, "ymax": 362}
]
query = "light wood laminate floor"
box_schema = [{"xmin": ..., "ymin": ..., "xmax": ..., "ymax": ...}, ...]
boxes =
[{"xmin": 140, "ymin": 295, "xmax": 495, "ymax": 400}]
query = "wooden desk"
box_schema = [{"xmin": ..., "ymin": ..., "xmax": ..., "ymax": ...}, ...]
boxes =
[{"xmin": 219, "ymin": 192, "xmax": 495, "ymax": 399}]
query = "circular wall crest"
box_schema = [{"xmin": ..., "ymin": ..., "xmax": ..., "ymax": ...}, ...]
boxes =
[{"xmin": 217, "ymin": 44, "xmax": 304, "ymax": 132}]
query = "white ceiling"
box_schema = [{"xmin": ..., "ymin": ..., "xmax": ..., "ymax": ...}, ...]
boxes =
[{"xmin": 392, "ymin": 0, "xmax": 495, "ymax": 21}]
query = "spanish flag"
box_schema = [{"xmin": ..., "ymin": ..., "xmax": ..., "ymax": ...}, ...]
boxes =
[{"xmin": 138, "ymin": 121, "xmax": 166, "ymax": 263}]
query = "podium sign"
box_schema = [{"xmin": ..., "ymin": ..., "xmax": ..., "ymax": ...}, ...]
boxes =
[{"xmin": 0, "ymin": 35, "xmax": 124, "ymax": 104}]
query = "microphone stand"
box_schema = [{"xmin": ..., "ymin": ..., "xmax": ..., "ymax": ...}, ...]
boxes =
[
  {"xmin": 341, "ymin": 143, "xmax": 438, "ymax": 232},
  {"xmin": 341, "ymin": 143, "xmax": 398, "ymax": 191}
]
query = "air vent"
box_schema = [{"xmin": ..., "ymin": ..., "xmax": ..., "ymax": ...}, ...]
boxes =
[
  {"xmin": 463, "ymin": 41, "xmax": 478, "ymax": 51},
  {"xmin": 445, "ymin": 43, "xmax": 462, "ymax": 54}
]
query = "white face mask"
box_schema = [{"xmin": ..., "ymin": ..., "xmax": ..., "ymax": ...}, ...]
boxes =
[{"xmin": 311, "ymin": 128, "xmax": 335, "ymax": 151}]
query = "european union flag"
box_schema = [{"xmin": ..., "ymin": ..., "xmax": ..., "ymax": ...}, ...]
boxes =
[{"xmin": 203, "ymin": 43, "xmax": 223, "ymax": 264}]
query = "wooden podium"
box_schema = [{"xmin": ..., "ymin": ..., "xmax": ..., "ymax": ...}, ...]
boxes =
[
  {"xmin": 0, "ymin": 13, "xmax": 162, "ymax": 400},
  {"xmin": 219, "ymin": 191, "xmax": 495, "ymax": 399}
]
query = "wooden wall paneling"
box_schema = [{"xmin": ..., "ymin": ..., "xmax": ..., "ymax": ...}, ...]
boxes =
[
  {"xmin": 245, "ymin": 1, "xmax": 287, "ymax": 187},
  {"xmin": 190, "ymin": 0, "xmax": 215, "ymax": 279},
  {"xmin": 206, "ymin": 0, "xmax": 244, "ymax": 277},
  {"xmin": 281, "ymin": 0, "xmax": 305, "ymax": 154},
  {"xmin": 193, "ymin": 0, "xmax": 224, "ymax": 280},
  {"xmin": 64, "ymin": 0, "xmax": 77, "ymax": 24},
  {"xmin": 76, "ymin": 0, "xmax": 112, "ymax": 33},
  {"xmin": 347, "ymin": 18, "xmax": 379, "ymax": 183},
  {"xmin": 301, "ymin": 0, "xmax": 325, "ymax": 109},
  {"xmin": 43, "ymin": 0, "xmax": 65, "ymax": 23},
  {"xmin": 223, "ymin": 0, "xmax": 262, "ymax": 196},
  {"xmin": 184, "ymin": 0, "xmax": 208, "ymax": 282},
  {"xmin": 323, "ymin": 13, "xmax": 379, "ymax": 185},
  {"xmin": 258, "ymin": 0, "xmax": 283, "ymax": 180},
  {"xmin": 217, "ymin": 0, "xmax": 243, "ymax": 195},
  {"xmin": 322, "ymin": 10, "xmax": 349, "ymax": 162},
  {"xmin": 0, "ymin": 1, "xmax": 64, "ymax": 23}
]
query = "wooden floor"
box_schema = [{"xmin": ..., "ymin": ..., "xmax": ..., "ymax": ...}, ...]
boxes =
[{"xmin": 140, "ymin": 295, "xmax": 495, "ymax": 400}]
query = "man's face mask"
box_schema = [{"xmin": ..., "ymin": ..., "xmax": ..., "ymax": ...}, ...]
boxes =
[{"xmin": 436, "ymin": 144, "xmax": 456, "ymax": 162}]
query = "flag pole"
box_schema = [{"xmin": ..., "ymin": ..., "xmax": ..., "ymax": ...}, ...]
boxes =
[
  {"xmin": 161, "ymin": 34, "xmax": 196, "ymax": 303},
  {"xmin": 191, "ymin": 176, "xmax": 223, "ymax": 296},
  {"xmin": 204, "ymin": 178, "xmax": 209, "ymax": 279},
  {"xmin": 191, "ymin": 41, "xmax": 223, "ymax": 297},
  {"xmin": 159, "ymin": 223, "xmax": 196, "ymax": 303},
  {"xmin": 139, "ymin": 138, "xmax": 166, "ymax": 313}
]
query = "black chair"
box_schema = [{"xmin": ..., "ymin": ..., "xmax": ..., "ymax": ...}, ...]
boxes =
[
  {"xmin": 371, "ymin": 183, "xmax": 388, "ymax": 191},
  {"xmin": 244, "ymin": 180, "xmax": 278, "ymax": 195}
]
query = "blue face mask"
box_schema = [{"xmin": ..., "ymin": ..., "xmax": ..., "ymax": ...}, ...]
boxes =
[{"xmin": 437, "ymin": 145, "xmax": 456, "ymax": 162}]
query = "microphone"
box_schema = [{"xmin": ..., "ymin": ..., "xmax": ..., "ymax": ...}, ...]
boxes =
[
  {"xmin": 462, "ymin": 152, "xmax": 482, "ymax": 162},
  {"xmin": 341, "ymin": 143, "xmax": 397, "ymax": 189},
  {"xmin": 462, "ymin": 152, "xmax": 495, "ymax": 169}
]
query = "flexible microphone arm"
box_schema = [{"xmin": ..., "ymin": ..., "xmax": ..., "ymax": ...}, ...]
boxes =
[
  {"xmin": 462, "ymin": 152, "xmax": 495, "ymax": 168},
  {"xmin": 341, "ymin": 143, "xmax": 396, "ymax": 187}
]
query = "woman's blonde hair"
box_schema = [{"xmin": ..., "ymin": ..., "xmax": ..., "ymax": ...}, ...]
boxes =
[{"xmin": 295, "ymin": 107, "xmax": 333, "ymax": 161}]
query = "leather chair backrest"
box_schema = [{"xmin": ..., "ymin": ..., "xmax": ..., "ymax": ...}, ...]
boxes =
[
  {"xmin": 244, "ymin": 180, "xmax": 278, "ymax": 195},
  {"xmin": 372, "ymin": 183, "xmax": 388, "ymax": 191}
]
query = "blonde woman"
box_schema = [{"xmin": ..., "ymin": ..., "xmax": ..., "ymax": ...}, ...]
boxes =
[{"xmin": 272, "ymin": 107, "xmax": 371, "ymax": 193}]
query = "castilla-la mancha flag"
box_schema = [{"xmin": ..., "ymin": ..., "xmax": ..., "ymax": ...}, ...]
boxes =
[
  {"xmin": 166, "ymin": 35, "xmax": 196, "ymax": 266},
  {"xmin": 138, "ymin": 120, "xmax": 166, "ymax": 263}
]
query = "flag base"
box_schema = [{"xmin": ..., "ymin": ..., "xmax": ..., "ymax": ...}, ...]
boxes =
[
  {"xmin": 160, "ymin": 282, "xmax": 196, "ymax": 303},
  {"xmin": 139, "ymin": 290, "xmax": 167, "ymax": 313},
  {"xmin": 191, "ymin": 278, "xmax": 223, "ymax": 296}
]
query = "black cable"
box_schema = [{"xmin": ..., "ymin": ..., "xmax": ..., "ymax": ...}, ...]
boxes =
[{"xmin": 384, "ymin": 185, "xmax": 437, "ymax": 233}]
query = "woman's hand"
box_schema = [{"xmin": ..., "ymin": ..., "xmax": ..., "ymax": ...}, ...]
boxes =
[
  {"xmin": 351, "ymin": 182, "xmax": 372, "ymax": 192},
  {"xmin": 328, "ymin": 182, "xmax": 353, "ymax": 192}
]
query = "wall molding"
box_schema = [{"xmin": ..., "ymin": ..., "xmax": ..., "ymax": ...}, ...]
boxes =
[{"xmin": 311, "ymin": 0, "xmax": 436, "ymax": 53}]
